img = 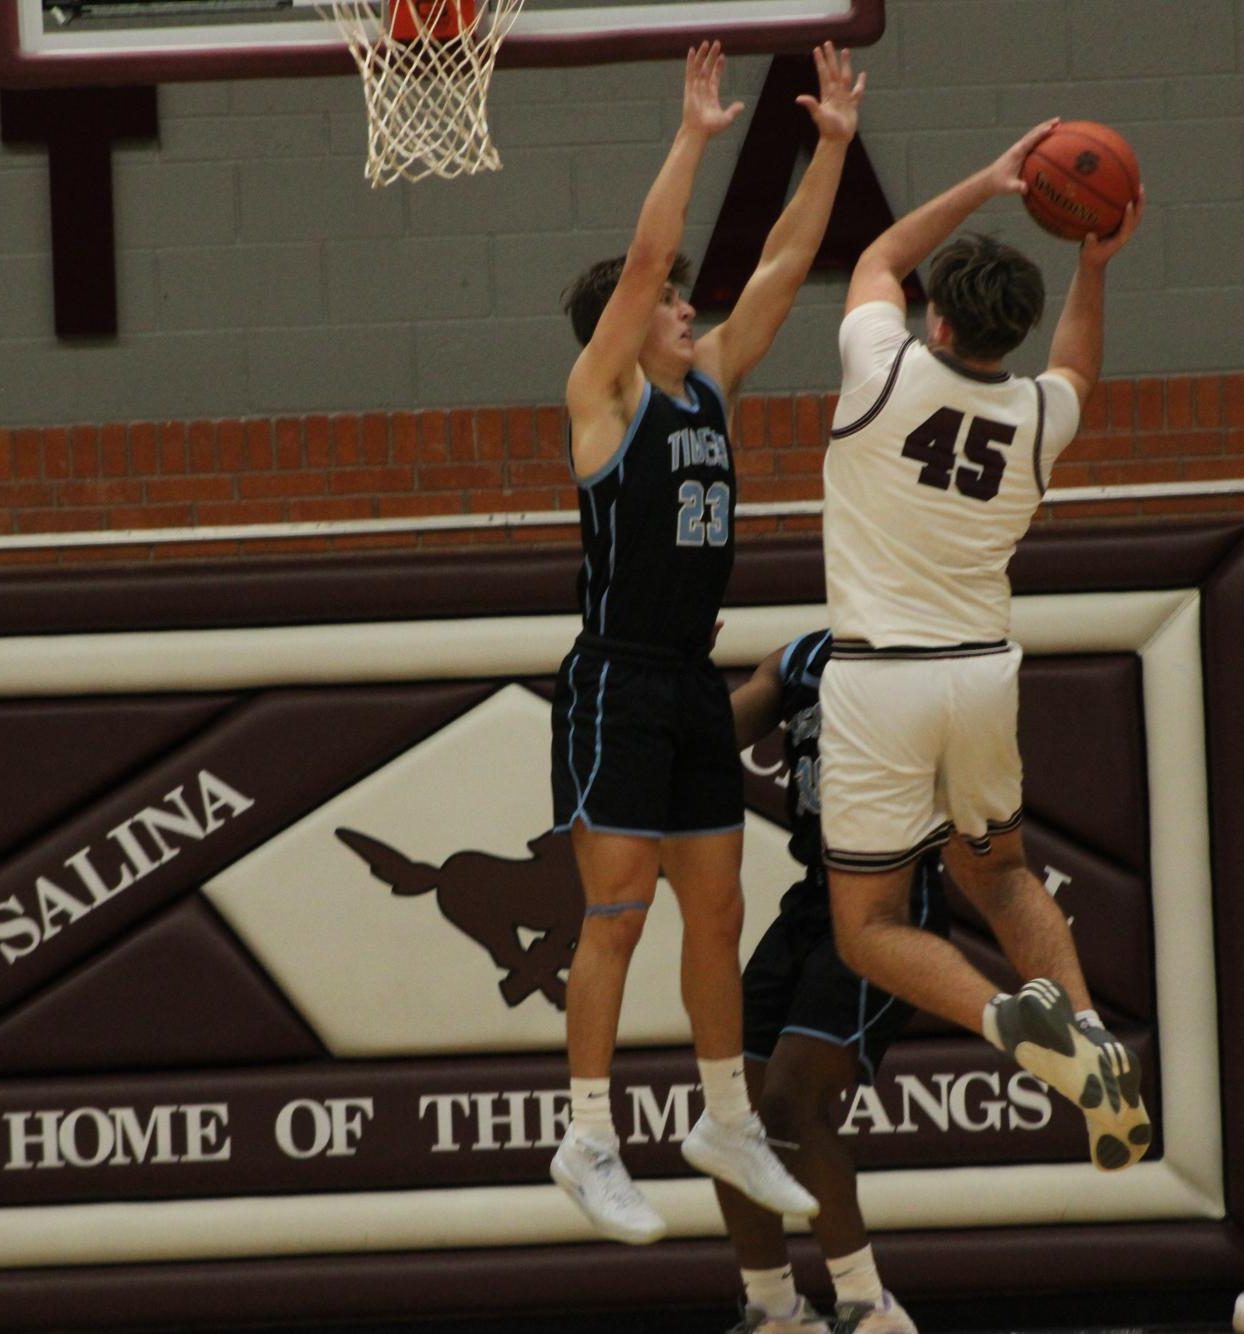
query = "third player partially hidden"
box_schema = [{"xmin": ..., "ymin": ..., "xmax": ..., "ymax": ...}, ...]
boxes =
[
  {"xmin": 721, "ymin": 632, "xmax": 936, "ymax": 1334},
  {"xmin": 819, "ymin": 119, "xmax": 1151, "ymax": 1173}
]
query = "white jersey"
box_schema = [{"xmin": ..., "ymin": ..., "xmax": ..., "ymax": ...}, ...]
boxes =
[{"xmin": 823, "ymin": 301, "xmax": 1081, "ymax": 648}]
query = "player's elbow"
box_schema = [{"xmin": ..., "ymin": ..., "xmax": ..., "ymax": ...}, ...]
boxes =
[
  {"xmin": 856, "ymin": 240, "xmax": 902, "ymax": 279},
  {"xmin": 625, "ymin": 239, "xmax": 678, "ymax": 283}
]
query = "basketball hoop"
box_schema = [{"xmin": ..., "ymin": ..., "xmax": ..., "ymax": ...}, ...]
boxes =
[{"xmin": 321, "ymin": 0, "xmax": 524, "ymax": 186}]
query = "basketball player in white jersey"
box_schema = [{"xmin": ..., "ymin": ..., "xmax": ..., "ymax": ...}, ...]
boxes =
[
  {"xmin": 550, "ymin": 42, "xmax": 866, "ymax": 1246},
  {"xmin": 818, "ymin": 121, "xmax": 1153, "ymax": 1173}
]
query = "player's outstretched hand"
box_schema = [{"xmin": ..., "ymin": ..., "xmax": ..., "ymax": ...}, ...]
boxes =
[
  {"xmin": 796, "ymin": 42, "xmax": 866, "ymax": 142},
  {"xmin": 987, "ymin": 118, "xmax": 1061, "ymax": 196},
  {"xmin": 682, "ymin": 40, "xmax": 745, "ymax": 140},
  {"xmin": 1080, "ymin": 186, "xmax": 1145, "ymax": 266}
]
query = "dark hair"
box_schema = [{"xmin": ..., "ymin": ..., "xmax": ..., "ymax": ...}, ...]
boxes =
[
  {"xmin": 561, "ymin": 252, "xmax": 693, "ymax": 347},
  {"xmin": 927, "ymin": 233, "xmax": 1045, "ymax": 361}
]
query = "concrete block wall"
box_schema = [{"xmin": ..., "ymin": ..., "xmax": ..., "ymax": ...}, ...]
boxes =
[{"xmin": 0, "ymin": 0, "xmax": 1239, "ymax": 561}]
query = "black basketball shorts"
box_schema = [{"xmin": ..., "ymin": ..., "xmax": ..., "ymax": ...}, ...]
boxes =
[
  {"xmin": 551, "ymin": 637, "xmax": 744, "ymax": 838},
  {"xmin": 742, "ymin": 859, "xmax": 949, "ymax": 1083}
]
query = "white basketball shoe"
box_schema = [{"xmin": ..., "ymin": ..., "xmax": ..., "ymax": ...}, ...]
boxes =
[
  {"xmin": 681, "ymin": 1111, "xmax": 819, "ymax": 1218},
  {"xmin": 727, "ymin": 1296, "xmax": 831, "ymax": 1332},
  {"xmin": 550, "ymin": 1126, "xmax": 666, "ymax": 1245},
  {"xmin": 835, "ymin": 1290, "xmax": 919, "ymax": 1333}
]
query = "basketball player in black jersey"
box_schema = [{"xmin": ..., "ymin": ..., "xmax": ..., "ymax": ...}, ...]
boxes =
[
  {"xmin": 719, "ymin": 633, "xmax": 942, "ymax": 1334},
  {"xmin": 549, "ymin": 41, "xmax": 866, "ymax": 1244}
]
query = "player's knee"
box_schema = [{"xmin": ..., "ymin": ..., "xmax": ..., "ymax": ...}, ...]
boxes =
[
  {"xmin": 684, "ymin": 883, "xmax": 744, "ymax": 949},
  {"xmin": 948, "ymin": 831, "xmax": 1026, "ymax": 891},
  {"xmin": 961, "ymin": 857, "xmax": 1030, "ymax": 916},
  {"xmin": 833, "ymin": 928, "xmax": 868, "ymax": 977},
  {"xmin": 833, "ymin": 915, "xmax": 887, "ymax": 977},
  {"xmin": 757, "ymin": 1076, "xmax": 824, "ymax": 1143},
  {"xmin": 580, "ymin": 902, "xmax": 648, "ymax": 957}
]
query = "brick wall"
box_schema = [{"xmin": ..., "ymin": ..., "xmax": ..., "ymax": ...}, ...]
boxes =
[{"xmin": 0, "ymin": 370, "xmax": 1240, "ymax": 568}]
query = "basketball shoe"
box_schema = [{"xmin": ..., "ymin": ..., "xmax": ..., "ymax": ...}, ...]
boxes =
[
  {"xmin": 992, "ymin": 979, "xmax": 1149, "ymax": 1170},
  {"xmin": 1075, "ymin": 1017, "xmax": 1153, "ymax": 1170},
  {"xmin": 550, "ymin": 1126, "xmax": 665, "ymax": 1245},
  {"xmin": 835, "ymin": 1291, "xmax": 919, "ymax": 1333},
  {"xmin": 726, "ymin": 1296, "xmax": 831, "ymax": 1332},
  {"xmin": 992, "ymin": 979, "xmax": 1120, "ymax": 1113},
  {"xmin": 681, "ymin": 1111, "xmax": 819, "ymax": 1218}
]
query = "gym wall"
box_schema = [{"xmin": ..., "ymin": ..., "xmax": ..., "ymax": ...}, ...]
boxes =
[{"xmin": 0, "ymin": 1, "xmax": 1239, "ymax": 562}]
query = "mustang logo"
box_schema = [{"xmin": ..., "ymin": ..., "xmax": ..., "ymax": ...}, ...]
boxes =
[{"xmin": 336, "ymin": 827, "xmax": 583, "ymax": 1010}]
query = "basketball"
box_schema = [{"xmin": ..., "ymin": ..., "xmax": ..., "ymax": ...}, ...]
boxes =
[
  {"xmin": 1020, "ymin": 121, "xmax": 1140, "ymax": 241},
  {"xmin": 391, "ymin": 0, "xmax": 477, "ymax": 41}
]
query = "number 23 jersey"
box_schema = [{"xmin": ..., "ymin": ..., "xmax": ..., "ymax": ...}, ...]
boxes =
[
  {"xmin": 823, "ymin": 300, "xmax": 1081, "ymax": 648},
  {"xmin": 573, "ymin": 369, "xmax": 735, "ymax": 653}
]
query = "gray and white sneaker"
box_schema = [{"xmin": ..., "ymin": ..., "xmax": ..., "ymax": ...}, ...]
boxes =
[
  {"xmin": 681, "ymin": 1111, "xmax": 819, "ymax": 1218},
  {"xmin": 726, "ymin": 1296, "xmax": 830, "ymax": 1333},
  {"xmin": 835, "ymin": 1290, "xmax": 918, "ymax": 1333},
  {"xmin": 1076, "ymin": 1018, "xmax": 1152, "ymax": 1171},
  {"xmin": 992, "ymin": 979, "xmax": 1123, "ymax": 1115},
  {"xmin": 550, "ymin": 1127, "xmax": 666, "ymax": 1245}
]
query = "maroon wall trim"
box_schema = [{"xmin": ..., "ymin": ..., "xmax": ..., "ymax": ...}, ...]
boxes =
[
  {"xmin": 0, "ymin": 524, "xmax": 1238, "ymax": 636},
  {"xmin": 1, "ymin": 1225, "xmax": 1243, "ymax": 1331}
]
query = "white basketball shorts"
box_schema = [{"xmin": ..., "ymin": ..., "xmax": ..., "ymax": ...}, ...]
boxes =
[{"xmin": 818, "ymin": 641, "xmax": 1024, "ymax": 872}]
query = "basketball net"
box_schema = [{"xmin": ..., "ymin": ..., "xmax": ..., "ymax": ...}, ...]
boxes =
[{"xmin": 321, "ymin": 1, "xmax": 524, "ymax": 186}]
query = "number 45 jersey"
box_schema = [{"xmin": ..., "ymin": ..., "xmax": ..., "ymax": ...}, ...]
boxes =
[
  {"xmin": 824, "ymin": 300, "xmax": 1082, "ymax": 649},
  {"xmin": 572, "ymin": 369, "xmax": 735, "ymax": 654}
]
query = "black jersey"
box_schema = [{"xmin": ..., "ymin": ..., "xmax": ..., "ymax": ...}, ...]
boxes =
[
  {"xmin": 572, "ymin": 370, "xmax": 735, "ymax": 653},
  {"xmin": 778, "ymin": 629, "xmax": 835, "ymax": 880}
]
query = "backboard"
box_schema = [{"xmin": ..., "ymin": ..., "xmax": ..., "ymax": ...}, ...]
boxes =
[{"xmin": 0, "ymin": 0, "xmax": 885, "ymax": 86}]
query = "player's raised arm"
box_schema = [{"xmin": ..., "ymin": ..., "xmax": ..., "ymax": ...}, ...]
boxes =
[
  {"xmin": 729, "ymin": 647, "xmax": 785, "ymax": 750},
  {"xmin": 1045, "ymin": 189, "xmax": 1144, "ymax": 408},
  {"xmin": 844, "ymin": 118, "xmax": 1060, "ymax": 316},
  {"xmin": 566, "ymin": 43, "xmax": 742, "ymax": 448},
  {"xmin": 697, "ymin": 43, "xmax": 864, "ymax": 401}
]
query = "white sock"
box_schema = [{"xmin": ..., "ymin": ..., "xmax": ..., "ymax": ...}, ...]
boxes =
[
  {"xmin": 569, "ymin": 1077, "xmax": 615, "ymax": 1144},
  {"xmin": 1075, "ymin": 1007, "xmax": 1104, "ymax": 1031},
  {"xmin": 828, "ymin": 1242, "xmax": 884, "ymax": 1307},
  {"xmin": 981, "ymin": 992, "xmax": 1010, "ymax": 1051},
  {"xmin": 698, "ymin": 1055, "xmax": 752, "ymax": 1127},
  {"xmin": 741, "ymin": 1264, "xmax": 798, "ymax": 1319}
]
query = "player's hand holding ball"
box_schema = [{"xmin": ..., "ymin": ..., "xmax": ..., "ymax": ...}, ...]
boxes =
[{"xmin": 1019, "ymin": 120, "xmax": 1141, "ymax": 242}]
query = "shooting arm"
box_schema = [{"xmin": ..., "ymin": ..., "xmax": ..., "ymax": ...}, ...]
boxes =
[
  {"xmin": 845, "ymin": 118, "xmax": 1060, "ymax": 315},
  {"xmin": 1046, "ymin": 193, "xmax": 1144, "ymax": 408}
]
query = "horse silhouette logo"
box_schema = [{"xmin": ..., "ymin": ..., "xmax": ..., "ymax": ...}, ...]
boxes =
[{"xmin": 336, "ymin": 827, "xmax": 584, "ymax": 1011}]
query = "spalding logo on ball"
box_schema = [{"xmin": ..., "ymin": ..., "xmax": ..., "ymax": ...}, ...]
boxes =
[{"xmin": 1021, "ymin": 121, "xmax": 1140, "ymax": 241}]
